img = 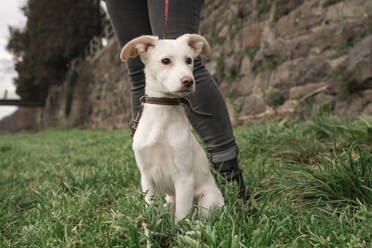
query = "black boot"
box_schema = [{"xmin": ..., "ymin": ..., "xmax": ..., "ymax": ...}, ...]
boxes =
[{"xmin": 213, "ymin": 158, "xmax": 249, "ymax": 201}]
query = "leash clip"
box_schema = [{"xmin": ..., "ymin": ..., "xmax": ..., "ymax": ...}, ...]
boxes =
[{"xmin": 130, "ymin": 120, "xmax": 138, "ymax": 137}]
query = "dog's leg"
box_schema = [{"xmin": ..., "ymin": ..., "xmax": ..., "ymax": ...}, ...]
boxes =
[
  {"xmin": 166, "ymin": 195, "xmax": 176, "ymax": 219},
  {"xmin": 174, "ymin": 176, "xmax": 194, "ymax": 223},
  {"xmin": 199, "ymin": 188, "xmax": 224, "ymax": 218},
  {"xmin": 141, "ymin": 175, "xmax": 156, "ymax": 204},
  {"xmin": 198, "ymin": 194, "xmax": 214, "ymax": 218}
]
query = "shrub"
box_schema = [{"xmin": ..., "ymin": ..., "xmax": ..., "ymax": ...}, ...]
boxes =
[{"xmin": 264, "ymin": 90, "xmax": 286, "ymax": 107}]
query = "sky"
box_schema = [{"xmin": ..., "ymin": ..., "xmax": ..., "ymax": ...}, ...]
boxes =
[{"xmin": 0, "ymin": 0, "xmax": 27, "ymax": 120}]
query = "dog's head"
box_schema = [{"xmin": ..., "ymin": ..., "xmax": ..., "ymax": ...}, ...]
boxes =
[{"xmin": 120, "ymin": 34, "xmax": 211, "ymax": 97}]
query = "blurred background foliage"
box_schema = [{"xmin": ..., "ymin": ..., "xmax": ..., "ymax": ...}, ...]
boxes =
[{"xmin": 6, "ymin": 0, "xmax": 103, "ymax": 103}]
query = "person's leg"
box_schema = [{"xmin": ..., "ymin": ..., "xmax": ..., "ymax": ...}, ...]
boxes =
[
  {"xmin": 147, "ymin": 0, "xmax": 247, "ymax": 199},
  {"xmin": 105, "ymin": 0, "xmax": 151, "ymax": 117}
]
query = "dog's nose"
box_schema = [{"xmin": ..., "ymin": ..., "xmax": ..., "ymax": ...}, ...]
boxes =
[{"xmin": 181, "ymin": 76, "xmax": 194, "ymax": 88}]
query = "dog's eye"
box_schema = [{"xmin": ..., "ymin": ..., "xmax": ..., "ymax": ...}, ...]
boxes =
[
  {"xmin": 186, "ymin": 58, "xmax": 192, "ymax": 64},
  {"xmin": 161, "ymin": 58, "xmax": 171, "ymax": 65}
]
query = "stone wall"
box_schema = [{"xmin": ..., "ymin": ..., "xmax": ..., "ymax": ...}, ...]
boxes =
[
  {"xmin": 41, "ymin": 0, "xmax": 372, "ymax": 129},
  {"xmin": 201, "ymin": 0, "xmax": 372, "ymax": 123},
  {"xmin": 41, "ymin": 39, "xmax": 132, "ymax": 129},
  {"xmin": 0, "ymin": 108, "xmax": 41, "ymax": 134}
]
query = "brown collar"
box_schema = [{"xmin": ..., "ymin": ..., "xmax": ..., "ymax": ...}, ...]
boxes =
[{"xmin": 130, "ymin": 96, "xmax": 214, "ymax": 137}]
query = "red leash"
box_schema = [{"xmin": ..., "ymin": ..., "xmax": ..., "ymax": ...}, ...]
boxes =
[{"xmin": 163, "ymin": 0, "xmax": 169, "ymax": 39}]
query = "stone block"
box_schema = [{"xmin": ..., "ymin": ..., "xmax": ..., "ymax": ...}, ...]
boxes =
[
  {"xmin": 363, "ymin": 102, "xmax": 372, "ymax": 115},
  {"xmin": 219, "ymin": 25, "xmax": 230, "ymax": 37},
  {"xmin": 240, "ymin": 55, "xmax": 251, "ymax": 74},
  {"xmin": 321, "ymin": 0, "xmax": 343, "ymax": 8},
  {"xmin": 276, "ymin": 100, "xmax": 298, "ymax": 114},
  {"xmin": 237, "ymin": 0, "xmax": 252, "ymax": 18},
  {"xmin": 291, "ymin": 57, "xmax": 331, "ymax": 85},
  {"xmin": 263, "ymin": 39, "xmax": 285, "ymax": 58},
  {"xmin": 270, "ymin": 61, "xmax": 292, "ymax": 89},
  {"xmin": 244, "ymin": 24, "xmax": 263, "ymax": 48},
  {"xmin": 314, "ymin": 92, "xmax": 334, "ymax": 105},
  {"xmin": 253, "ymin": 70, "xmax": 272, "ymax": 92},
  {"xmin": 361, "ymin": 90, "xmax": 372, "ymax": 104},
  {"xmin": 325, "ymin": 0, "xmax": 372, "ymax": 24},
  {"xmin": 233, "ymin": 74, "xmax": 254, "ymax": 96},
  {"xmin": 287, "ymin": 38, "xmax": 310, "ymax": 59},
  {"xmin": 276, "ymin": 0, "xmax": 323, "ymax": 38},
  {"xmin": 346, "ymin": 36, "xmax": 372, "ymax": 84},
  {"xmin": 274, "ymin": 0, "xmax": 305, "ymax": 21},
  {"xmin": 309, "ymin": 24, "xmax": 342, "ymax": 53},
  {"xmin": 224, "ymin": 54, "xmax": 242, "ymax": 80},
  {"xmin": 200, "ymin": 15, "xmax": 215, "ymax": 35},
  {"xmin": 275, "ymin": 11, "xmax": 297, "ymax": 37},
  {"xmin": 205, "ymin": 61, "xmax": 217, "ymax": 76},
  {"xmin": 240, "ymin": 94, "xmax": 266, "ymax": 115},
  {"xmin": 335, "ymin": 97, "xmax": 364, "ymax": 116}
]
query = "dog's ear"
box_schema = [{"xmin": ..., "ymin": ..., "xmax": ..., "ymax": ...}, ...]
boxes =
[
  {"xmin": 120, "ymin": 35, "xmax": 159, "ymax": 62},
  {"xmin": 178, "ymin": 34, "xmax": 211, "ymax": 58}
]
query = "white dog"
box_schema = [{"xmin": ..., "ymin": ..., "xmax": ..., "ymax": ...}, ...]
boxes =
[{"xmin": 120, "ymin": 34, "xmax": 224, "ymax": 223}]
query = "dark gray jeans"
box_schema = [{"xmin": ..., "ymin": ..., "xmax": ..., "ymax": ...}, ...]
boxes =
[{"xmin": 105, "ymin": 0, "xmax": 238, "ymax": 163}]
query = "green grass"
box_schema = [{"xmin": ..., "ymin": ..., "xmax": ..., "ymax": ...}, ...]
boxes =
[{"xmin": 1, "ymin": 114, "xmax": 372, "ymax": 247}]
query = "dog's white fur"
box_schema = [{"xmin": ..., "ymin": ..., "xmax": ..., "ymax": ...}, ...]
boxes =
[{"xmin": 121, "ymin": 34, "xmax": 224, "ymax": 223}]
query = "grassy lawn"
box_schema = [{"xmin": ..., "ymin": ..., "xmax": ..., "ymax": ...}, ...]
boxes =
[{"xmin": 1, "ymin": 114, "xmax": 372, "ymax": 247}]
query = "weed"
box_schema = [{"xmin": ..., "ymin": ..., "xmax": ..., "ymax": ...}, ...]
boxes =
[
  {"xmin": 247, "ymin": 45, "xmax": 260, "ymax": 61},
  {"xmin": 264, "ymin": 89, "xmax": 286, "ymax": 107},
  {"xmin": 351, "ymin": 36, "xmax": 366, "ymax": 47},
  {"xmin": 230, "ymin": 96, "xmax": 244, "ymax": 114},
  {"xmin": 311, "ymin": 100, "xmax": 335, "ymax": 116},
  {"xmin": 252, "ymin": 56, "xmax": 286, "ymax": 77},
  {"xmin": 272, "ymin": 146, "xmax": 372, "ymax": 208},
  {"xmin": 239, "ymin": 46, "xmax": 261, "ymax": 61},
  {"xmin": 215, "ymin": 36, "xmax": 226, "ymax": 45},
  {"xmin": 333, "ymin": 35, "xmax": 367, "ymax": 58},
  {"xmin": 0, "ymin": 144, "xmax": 11, "ymax": 152},
  {"xmin": 227, "ymin": 66, "xmax": 244, "ymax": 83},
  {"xmin": 231, "ymin": 19, "xmax": 244, "ymax": 40},
  {"xmin": 333, "ymin": 42, "xmax": 348, "ymax": 58},
  {"xmin": 268, "ymin": 57, "xmax": 286, "ymax": 70},
  {"xmin": 333, "ymin": 70, "xmax": 358, "ymax": 98},
  {"xmin": 227, "ymin": 50, "xmax": 235, "ymax": 57},
  {"xmin": 215, "ymin": 53, "xmax": 226, "ymax": 83},
  {"xmin": 210, "ymin": 24, "xmax": 224, "ymax": 46},
  {"xmin": 257, "ymin": 0, "xmax": 272, "ymax": 16},
  {"xmin": 252, "ymin": 64, "xmax": 265, "ymax": 77}
]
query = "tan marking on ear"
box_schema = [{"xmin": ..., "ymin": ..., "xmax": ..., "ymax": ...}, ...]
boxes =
[
  {"xmin": 178, "ymin": 34, "xmax": 211, "ymax": 58},
  {"xmin": 120, "ymin": 35, "xmax": 159, "ymax": 62}
]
